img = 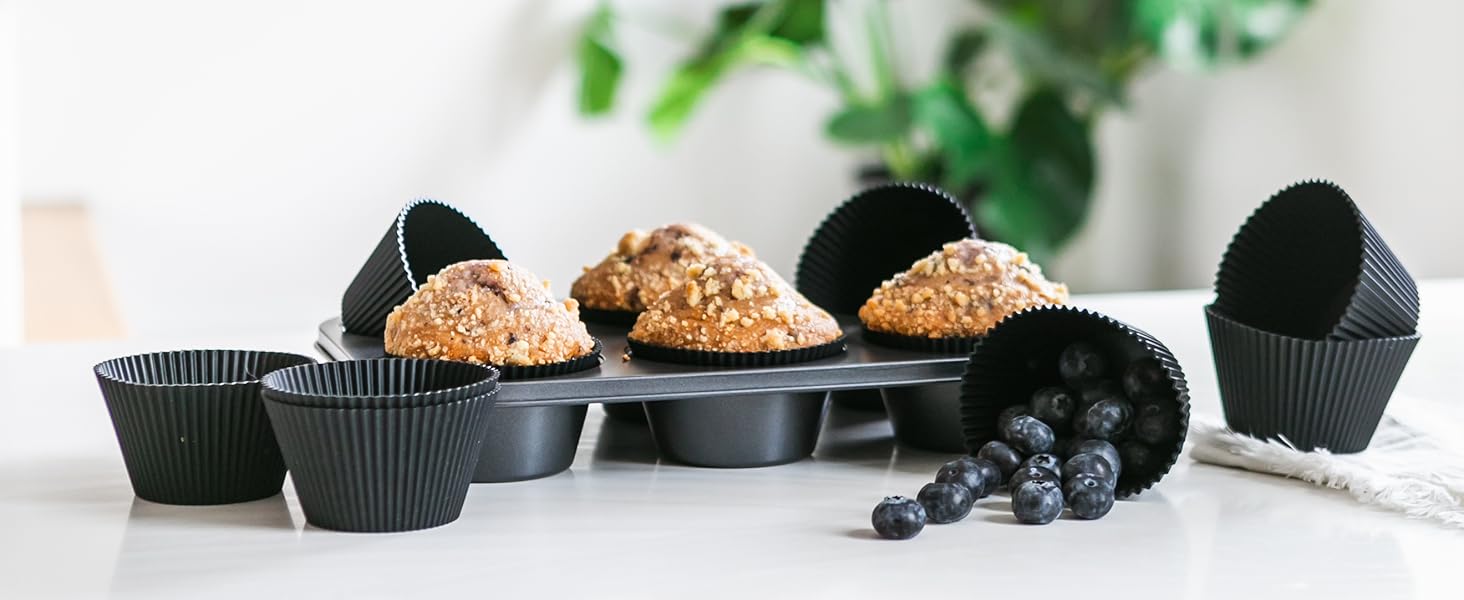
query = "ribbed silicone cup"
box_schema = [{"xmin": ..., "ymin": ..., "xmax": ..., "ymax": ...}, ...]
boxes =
[
  {"xmin": 861, "ymin": 327, "xmax": 982, "ymax": 355},
  {"xmin": 959, "ymin": 306, "xmax": 1190, "ymax": 498},
  {"xmin": 93, "ymin": 350, "xmax": 316, "ymax": 505},
  {"xmin": 341, "ymin": 199, "xmax": 506, "ymax": 335},
  {"xmin": 794, "ymin": 182, "xmax": 977, "ymax": 316},
  {"xmin": 627, "ymin": 337, "xmax": 844, "ymax": 467},
  {"xmin": 1204, "ymin": 305, "xmax": 1419, "ymax": 453},
  {"xmin": 260, "ymin": 359, "xmax": 500, "ymax": 409},
  {"xmin": 264, "ymin": 390, "xmax": 498, "ymax": 533},
  {"xmin": 625, "ymin": 337, "xmax": 847, "ymax": 367},
  {"xmin": 1213, "ymin": 180, "xmax": 1419, "ymax": 340},
  {"xmin": 468, "ymin": 345, "xmax": 601, "ymax": 482}
]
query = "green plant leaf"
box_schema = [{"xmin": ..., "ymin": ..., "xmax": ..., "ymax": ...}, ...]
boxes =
[
  {"xmin": 645, "ymin": 0, "xmax": 825, "ymax": 140},
  {"xmin": 985, "ymin": 17, "xmax": 1127, "ymax": 107},
  {"xmin": 576, "ymin": 4, "xmax": 622, "ymax": 116},
  {"xmin": 944, "ymin": 28, "xmax": 988, "ymax": 76},
  {"xmin": 826, "ymin": 95, "xmax": 911, "ymax": 144},
  {"xmin": 1134, "ymin": 0, "xmax": 1311, "ymax": 70},
  {"xmin": 978, "ymin": 90, "xmax": 1094, "ymax": 257},
  {"xmin": 911, "ymin": 81, "xmax": 993, "ymax": 191}
]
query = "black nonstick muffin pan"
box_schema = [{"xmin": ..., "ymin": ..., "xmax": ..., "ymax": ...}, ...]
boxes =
[{"xmin": 318, "ymin": 317, "xmax": 969, "ymax": 470}]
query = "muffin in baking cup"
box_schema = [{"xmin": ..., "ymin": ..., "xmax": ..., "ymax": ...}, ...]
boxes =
[
  {"xmin": 959, "ymin": 306, "xmax": 1190, "ymax": 498},
  {"xmin": 627, "ymin": 338, "xmax": 847, "ymax": 468},
  {"xmin": 94, "ymin": 349, "xmax": 316, "ymax": 505},
  {"xmin": 341, "ymin": 199, "xmax": 506, "ymax": 336},
  {"xmin": 260, "ymin": 359, "xmax": 501, "ymax": 533},
  {"xmin": 1213, "ymin": 180, "xmax": 1419, "ymax": 341},
  {"xmin": 1205, "ymin": 305, "xmax": 1419, "ymax": 453},
  {"xmin": 260, "ymin": 358, "xmax": 499, "ymax": 409},
  {"xmin": 795, "ymin": 182, "xmax": 975, "ymax": 413},
  {"xmin": 472, "ymin": 342, "xmax": 603, "ymax": 482}
]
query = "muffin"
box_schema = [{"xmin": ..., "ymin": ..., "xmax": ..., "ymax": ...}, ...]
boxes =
[
  {"xmin": 859, "ymin": 239, "xmax": 1069, "ymax": 339},
  {"xmin": 628, "ymin": 254, "xmax": 842, "ymax": 353},
  {"xmin": 384, "ymin": 260, "xmax": 596, "ymax": 366},
  {"xmin": 571, "ymin": 223, "xmax": 754, "ymax": 314}
]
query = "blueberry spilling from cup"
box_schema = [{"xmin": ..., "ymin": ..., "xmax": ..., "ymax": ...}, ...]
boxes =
[{"xmin": 869, "ymin": 341, "xmax": 1182, "ymax": 539}]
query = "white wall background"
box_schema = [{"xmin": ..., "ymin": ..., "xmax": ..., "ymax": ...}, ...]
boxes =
[
  {"xmin": 0, "ymin": 0, "xmax": 21, "ymax": 345},
  {"xmin": 11, "ymin": 0, "xmax": 1464, "ymax": 339}
]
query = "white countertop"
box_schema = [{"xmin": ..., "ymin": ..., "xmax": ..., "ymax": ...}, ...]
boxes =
[{"xmin": 2, "ymin": 286, "xmax": 1461, "ymax": 599}]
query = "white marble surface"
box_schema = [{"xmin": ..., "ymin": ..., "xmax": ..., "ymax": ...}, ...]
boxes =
[{"xmin": 2, "ymin": 286, "xmax": 1461, "ymax": 599}]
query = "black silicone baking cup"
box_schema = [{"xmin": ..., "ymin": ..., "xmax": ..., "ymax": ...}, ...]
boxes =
[
  {"xmin": 492, "ymin": 340, "xmax": 604, "ymax": 381},
  {"xmin": 959, "ymin": 306, "xmax": 1190, "ymax": 498},
  {"xmin": 259, "ymin": 359, "xmax": 500, "ymax": 409},
  {"xmin": 794, "ymin": 182, "xmax": 977, "ymax": 316},
  {"xmin": 861, "ymin": 327, "xmax": 982, "ymax": 355},
  {"xmin": 625, "ymin": 336, "xmax": 847, "ymax": 367},
  {"xmin": 341, "ymin": 199, "xmax": 506, "ymax": 335},
  {"xmin": 469, "ymin": 342, "xmax": 601, "ymax": 482},
  {"xmin": 577, "ymin": 307, "xmax": 641, "ymax": 327},
  {"xmin": 93, "ymin": 349, "xmax": 316, "ymax": 505},
  {"xmin": 1204, "ymin": 305, "xmax": 1419, "ymax": 453},
  {"xmin": 263, "ymin": 390, "xmax": 497, "ymax": 533},
  {"xmin": 1214, "ymin": 180, "xmax": 1419, "ymax": 340}
]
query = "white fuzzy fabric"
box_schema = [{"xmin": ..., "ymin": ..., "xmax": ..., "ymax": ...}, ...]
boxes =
[{"xmin": 1189, "ymin": 395, "xmax": 1464, "ymax": 529}]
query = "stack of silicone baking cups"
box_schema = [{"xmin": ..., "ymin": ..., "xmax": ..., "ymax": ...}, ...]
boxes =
[
  {"xmin": 260, "ymin": 359, "xmax": 501, "ymax": 532},
  {"xmin": 794, "ymin": 182, "xmax": 978, "ymax": 452},
  {"xmin": 1207, "ymin": 180, "xmax": 1421, "ymax": 453}
]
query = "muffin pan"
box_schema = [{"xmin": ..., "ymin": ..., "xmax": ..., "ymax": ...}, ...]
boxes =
[{"xmin": 317, "ymin": 318, "xmax": 965, "ymax": 406}]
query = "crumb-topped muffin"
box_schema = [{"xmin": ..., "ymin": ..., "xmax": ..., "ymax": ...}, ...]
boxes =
[
  {"xmin": 628, "ymin": 255, "xmax": 842, "ymax": 352},
  {"xmin": 571, "ymin": 223, "xmax": 754, "ymax": 313},
  {"xmin": 859, "ymin": 239, "xmax": 1069, "ymax": 338},
  {"xmin": 384, "ymin": 260, "xmax": 596, "ymax": 366}
]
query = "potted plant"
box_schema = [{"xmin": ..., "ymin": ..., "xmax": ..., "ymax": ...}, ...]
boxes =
[{"xmin": 574, "ymin": 0, "xmax": 1311, "ymax": 261}]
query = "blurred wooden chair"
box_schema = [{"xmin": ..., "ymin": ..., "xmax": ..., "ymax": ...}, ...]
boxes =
[{"xmin": 22, "ymin": 204, "xmax": 125, "ymax": 341}]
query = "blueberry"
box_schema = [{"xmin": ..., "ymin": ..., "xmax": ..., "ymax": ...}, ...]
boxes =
[
  {"xmin": 1029, "ymin": 386, "xmax": 1076, "ymax": 427},
  {"xmin": 1122, "ymin": 359, "xmax": 1171, "ymax": 399},
  {"xmin": 1021, "ymin": 453, "xmax": 1062, "ymax": 475},
  {"xmin": 967, "ymin": 458, "xmax": 1003, "ymax": 498},
  {"xmin": 1075, "ymin": 380, "xmax": 1124, "ymax": 420},
  {"xmin": 1074, "ymin": 398, "xmax": 1132, "ymax": 441},
  {"xmin": 977, "ymin": 441, "xmax": 1024, "ymax": 480},
  {"xmin": 1064, "ymin": 475, "xmax": 1115, "ymax": 520},
  {"xmin": 1009, "ymin": 465, "xmax": 1060, "ymax": 489},
  {"xmin": 1062, "ymin": 453, "xmax": 1117, "ymax": 488},
  {"xmin": 1001, "ymin": 415, "xmax": 1055, "ymax": 455},
  {"xmin": 998, "ymin": 404, "xmax": 1031, "ymax": 428},
  {"xmin": 871, "ymin": 496, "xmax": 927, "ymax": 540},
  {"xmin": 1058, "ymin": 342, "xmax": 1108, "ymax": 384},
  {"xmin": 1069, "ymin": 439, "xmax": 1122, "ymax": 475},
  {"xmin": 935, "ymin": 457, "xmax": 986, "ymax": 497},
  {"xmin": 917, "ymin": 482, "xmax": 974, "ymax": 524},
  {"xmin": 1120, "ymin": 441, "xmax": 1157, "ymax": 476},
  {"xmin": 1133, "ymin": 403, "xmax": 1181, "ymax": 445},
  {"xmin": 1011, "ymin": 480, "xmax": 1064, "ymax": 524}
]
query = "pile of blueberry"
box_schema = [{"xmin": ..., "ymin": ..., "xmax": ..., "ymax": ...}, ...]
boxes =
[{"xmin": 871, "ymin": 341, "xmax": 1181, "ymax": 539}]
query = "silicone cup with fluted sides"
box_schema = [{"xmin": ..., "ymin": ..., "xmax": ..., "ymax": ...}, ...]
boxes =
[
  {"xmin": 1213, "ymin": 180, "xmax": 1419, "ymax": 341},
  {"xmin": 260, "ymin": 358, "xmax": 500, "ymax": 409},
  {"xmin": 1205, "ymin": 305, "xmax": 1419, "ymax": 453},
  {"xmin": 794, "ymin": 182, "xmax": 977, "ymax": 412},
  {"xmin": 959, "ymin": 306, "xmax": 1190, "ymax": 498},
  {"xmin": 94, "ymin": 349, "xmax": 316, "ymax": 505},
  {"xmin": 341, "ymin": 198, "xmax": 506, "ymax": 336}
]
